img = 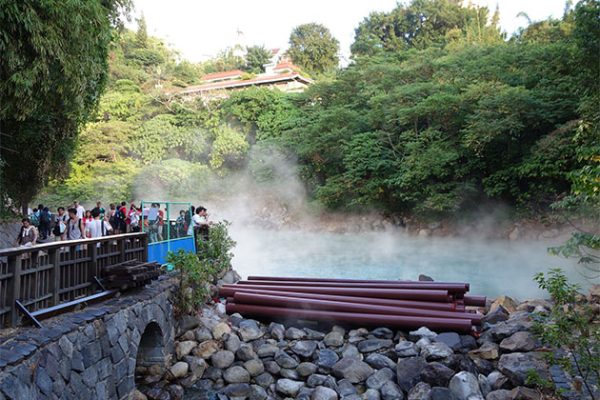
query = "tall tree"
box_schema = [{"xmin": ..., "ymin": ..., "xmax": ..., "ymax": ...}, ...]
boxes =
[
  {"xmin": 136, "ymin": 13, "xmax": 148, "ymax": 48},
  {"xmin": 287, "ymin": 23, "xmax": 339, "ymax": 74},
  {"xmin": 244, "ymin": 45, "xmax": 272, "ymax": 73},
  {"xmin": 0, "ymin": 0, "xmax": 130, "ymax": 214}
]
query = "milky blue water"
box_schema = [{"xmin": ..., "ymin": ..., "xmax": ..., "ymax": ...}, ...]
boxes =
[{"xmin": 230, "ymin": 228, "xmax": 592, "ymax": 300}]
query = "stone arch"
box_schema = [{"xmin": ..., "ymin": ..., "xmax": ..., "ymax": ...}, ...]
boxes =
[{"xmin": 135, "ymin": 321, "xmax": 168, "ymax": 383}]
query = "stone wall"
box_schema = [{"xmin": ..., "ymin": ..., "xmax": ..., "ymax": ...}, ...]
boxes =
[
  {"xmin": 0, "ymin": 222, "xmax": 20, "ymax": 249},
  {"xmin": 0, "ymin": 279, "xmax": 176, "ymax": 400}
]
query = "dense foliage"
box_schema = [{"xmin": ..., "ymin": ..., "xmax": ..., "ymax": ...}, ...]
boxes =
[
  {"xmin": 287, "ymin": 23, "xmax": 340, "ymax": 75},
  {"xmin": 0, "ymin": 0, "xmax": 130, "ymax": 213},
  {"xmin": 28, "ymin": 0, "xmax": 598, "ymax": 229}
]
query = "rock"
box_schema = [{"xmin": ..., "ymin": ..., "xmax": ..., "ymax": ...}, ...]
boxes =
[
  {"xmin": 420, "ymin": 362, "xmax": 455, "ymax": 387},
  {"xmin": 131, "ymin": 389, "xmax": 148, "ymax": 400},
  {"xmin": 275, "ymin": 350, "xmax": 299, "ymax": 369},
  {"xmin": 264, "ymin": 360, "xmax": 281, "ymax": 375},
  {"xmin": 255, "ymin": 372, "xmax": 275, "ymax": 388},
  {"xmin": 202, "ymin": 366, "xmax": 222, "ymax": 381},
  {"xmin": 509, "ymin": 386, "xmax": 541, "ymax": 400},
  {"xmin": 409, "ymin": 327, "xmax": 437, "ymax": 342},
  {"xmin": 418, "ymin": 229, "xmax": 431, "ymax": 237},
  {"xmin": 473, "ymin": 358, "xmax": 495, "ymax": 376},
  {"xmin": 223, "ymin": 366, "xmax": 250, "ymax": 383},
  {"xmin": 449, "ymin": 371, "xmax": 484, "ymax": 400},
  {"xmin": 434, "ymin": 332, "xmax": 462, "ymax": 351},
  {"xmin": 499, "ymin": 332, "xmax": 537, "ymax": 352},
  {"xmin": 193, "ymin": 340, "xmax": 219, "ymax": 359},
  {"xmin": 337, "ymin": 379, "xmax": 358, "ymax": 396},
  {"xmin": 305, "ymin": 328, "xmax": 326, "ymax": 340},
  {"xmin": 491, "ymin": 296, "xmax": 519, "ymax": 314},
  {"xmin": 484, "ymin": 316, "xmax": 532, "ymax": 342},
  {"xmin": 324, "ymin": 331, "xmax": 344, "ymax": 347},
  {"xmin": 380, "ymin": 380, "xmax": 405, "ymax": 400},
  {"xmin": 419, "ymin": 274, "xmax": 434, "ymax": 281},
  {"xmin": 589, "ymin": 284, "xmax": 600, "ymax": 303},
  {"xmin": 211, "ymin": 350, "xmax": 235, "ymax": 369},
  {"xmin": 482, "ymin": 306, "xmax": 510, "ymax": 325},
  {"xmin": 365, "ymin": 353, "xmax": 396, "ymax": 370},
  {"xmin": 269, "ymin": 322, "xmax": 285, "ymax": 340},
  {"xmin": 469, "ymin": 342, "xmax": 499, "ymax": 360},
  {"xmin": 421, "ymin": 341, "xmax": 453, "ymax": 361},
  {"xmin": 183, "ymin": 356, "xmax": 207, "ymax": 380},
  {"xmin": 297, "ymin": 362, "xmax": 318, "ymax": 377},
  {"xmin": 224, "ymin": 333, "xmax": 241, "ymax": 353},
  {"xmin": 221, "ymin": 383, "xmax": 252, "ymax": 398},
  {"xmin": 285, "ymin": 327, "xmax": 305, "ymax": 340},
  {"xmin": 281, "ymin": 367, "xmax": 300, "ymax": 380},
  {"xmin": 244, "ymin": 358, "xmax": 265, "ymax": 376},
  {"xmin": 311, "ymin": 386, "xmax": 338, "ymax": 400},
  {"xmin": 486, "ymin": 371, "xmax": 510, "ymax": 391},
  {"xmin": 238, "ymin": 319, "xmax": 264, "ymax": 342},
  {"xmin": 317, "ymin": 349, "xmax": 340, "ymax": 370},
  {"xmin": 408, "ymin": 382, "xmax": 432, "ymax": 400},
  {"xmin": 430, "ymin": 387, "xmax": 458, "ymax": 400},
  {"xmin": 371, "ymin": 327, "xmax": 394, "ymax": 339},
  {"xmin": 292, "ymin": 340, "xmax": 319, "ymax": 358},
  {"xmin": 442, "ymin": 354, "xmax": 478, "ymax": 375},
  {"xmin": 276, "ymin": 378, "xmax": 305, "ymax": 397},
  {"xmin": 366, "ymin": 367, "xmax": 395, "ymax": 390},
  {"xmin": 497, "ymin": 353, "xmax": 549, "ymax": 387},
  {"xmin": 221, "ymin": 269, "xmax": 240, "ymax": 284},
  {"xmin": 396, "ymin": 356, "xmax": 427, "ymax": 392},
  {"xmin": 341, "ymin": 344, "xmax": 361, "ymax": 359},
  {"xmin": 485, "ymin": 389, "xmax": 512, "ymax": 400},
  {"xmin": 177, "ymin": 315, "xmax": 200, "ymax": 333},
  {"xmin": 395, "ymin": 341, "xmax": 419, "ymax": 357},
  {"xmin": 169, "ymin": 362, "xmax": 189, "ymax": 379},
  {"xmin": 176, "ymin": 340, "xmax": 197, "ymax": 359},
  {"xmin": 358, "ymin": 339, "xmax": 393, "ymax": 353},
  {"xmin": 212, "ymin": 322, "xmax": 231, "ymax": 340},
  {"xmin": 332, "ymin": 357, "xmax": 375, "ymax": 383},
  {"xmin": 256, "ymin": 343, "xmax": 279, "ymax": 358},
  {"xmin": 306, "ymin": 374, "xmax": 332, "ymax": 388},
  {"xmin": 516, "ymin": 300, "xmax": 551, "ymax": 314},
  {"xmin": 479, "ymin": 373, "xmax": 491, "ymax": 397},
  {"xmin": 194, "ymin": 327, "xmax": 213, "ymax": 342},
  {"xmin": 363, "ymin": 388, "xmax": 381, "ymax": 400},
  {"xmin": 236, "ymin": 343, "xmax": 258, "ymax": 361},
  {"xmin": 166, "ymin": 384, "xmax": 184, "ymax": 400},
  {"xmin": 459, "ymin": 335, "xmax": 478, "ymax": 353},
  {"xmin": 508, "ymin": 227, "xmax": 520, "ymax": 241}
]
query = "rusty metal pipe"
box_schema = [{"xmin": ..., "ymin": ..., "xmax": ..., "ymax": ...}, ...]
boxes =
[
  {"xmin": 222, "ymin": 284, "xmax": 451, "ymax": 302},
  {"xmin": 237, "ymin": 280, "xmax": 468, "ymax": 293},
  {"xmin": 233, "ymin": 292, "xmax": 482, "ymax": 325},
  {"xmin": 248, "ymin": 275, "xmax": 470, "ymax": 291},
  {"xmin": 226, "ymin": 302, "xmax": 473, "ymax": 332},
  {"xmin": 463, "ymin": 295, "xmax": 486, "ymax": 307},
  {"xmin": 218, "ymin": 286, "xmax": 464, "ymax": 311}
]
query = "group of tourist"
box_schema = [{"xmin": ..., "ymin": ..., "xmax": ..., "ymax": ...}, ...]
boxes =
[{"xmin": 16, "ymin": 201, "xmax": 210, "ymax": 248}]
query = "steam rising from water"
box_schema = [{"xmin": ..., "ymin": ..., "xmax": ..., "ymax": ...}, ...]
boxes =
[{"xmin": 132, "ymin": 143, "xmax": 589, "ymax": 300}]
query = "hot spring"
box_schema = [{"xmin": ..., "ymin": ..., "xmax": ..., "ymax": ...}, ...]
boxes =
[{"xmin": 230, "ymin": 227, "xmax": 591, "ymax": 300}]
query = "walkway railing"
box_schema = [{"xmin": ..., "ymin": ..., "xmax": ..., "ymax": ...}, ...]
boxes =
[{"xmin": 0, "ymin": 232, "xmax": 148, "ymax": 328}]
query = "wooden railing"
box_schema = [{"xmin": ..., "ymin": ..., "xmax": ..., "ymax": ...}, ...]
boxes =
[{"xmin": 0, "ymin": 232, "xmax": 148, "ymax": 328}]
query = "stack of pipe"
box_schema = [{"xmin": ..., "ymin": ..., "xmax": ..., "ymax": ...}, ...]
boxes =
[{"xmin": 220, "ymin": 276, "xmax": 486, "ymax": 333}]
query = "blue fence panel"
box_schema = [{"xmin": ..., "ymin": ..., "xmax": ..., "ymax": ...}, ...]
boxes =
[{"xmin": 147, "ymin": 236, "xmax": 196, "ymax": 265}]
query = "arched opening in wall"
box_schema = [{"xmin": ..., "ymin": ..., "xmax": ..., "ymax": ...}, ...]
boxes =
[{"xmin": 135, "ymin": 321, "xmax": 166, "ymax": 387}]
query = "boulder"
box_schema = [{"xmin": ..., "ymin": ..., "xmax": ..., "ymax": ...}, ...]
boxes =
[
  {"xmin": 236, "ymin": 343, "xmax": 258, "ymax": 361},
  {"xmin": 250, "ymin": 384, "xmax": 268, "ymax": 400},
  {"xmin": 212, "ymin": 322, "xmax": 231, "ymax": 340},
  {"xmin": 305, "ymin": 328, "xmax": 326, "ymax": 340},
  {"xmin": 408, "ymin": 382, "xmax": 432, "ymax": 400},
  {"xmin": 396, "ymin": 356, "xmax": 427, "ymax": 392},
  {"xmin": 419, "ymin": 274, "xmax": 434, "ymax": 281},
  {"xmin": 220, "ymin": 383, "xmax": 252, "ymax": 398},
  {"xmin": 497, "ymin": 353, "xmax": 549, "ymax": 387},
  {"xmin": 486, "ymin": 371, "xmax": 510, "ymax": 391},
  {"xmin": 224, "ymin": 333, "xmax": 241, "ymax": 353},
  {"xmin": 490, "ymin": 296, "xmax": 519, "ymax": 314},
  {"xmin": 421, "ymin": 341, "xmax": 453, "ymax": 361},
  {"xmin": 395, "ymin": 341, "xmax": 419, "ymax": 358},
  {"xmin": 311, "ymin": 386, "xmax": 338, "ymax": 400},
  {"xmin": 256, "ymin": 343, "xmax": 279, "ymax": 358},
  {"xmin": 337, "ymin": 379, "xmax": 358, "ymax": 396},
  {"xmin": 332, "ymin": 357, "xmax": 375, "ymax": 383},
  {"xmin": 285, "ymin": 327, "xmax": 305, "ymax": 340},
  {"xmin": 364, "ymin": 388, "xmax": 382, "ymax": 400},
  {"xmin": 409, "ymin": 327, "xmax": 437, "ymax": 341},
  {"xmin": 269, "ymin": 322, "xmax": 285, "ymax": 340},
  {"xmin": 223, "ymin": 365, "xmax": 250, "ymax": 384},
  {"xmin": 292, "ymin": 340, "xmax": 319, "ymax": 358},
  {"xmin": 358, "ymin": 339, "xmax": 393, "ymax": 353},
  {"xmin": 366, "ymin": 367, "xmax": 395, "ymax": 390},
  {"xmin": 317, "ymin": 349, "xmax": 340, "ymax": 370},
  {"xmin": 371, "ymin": 327, "xmax": 394, "ymax": 339},
  {"xmin": 441, "ymin": 354, "xmax": 478, "ymax": 375},
  {"xmin": 211, "ymin": 350, "xmax": 235, "ymax": 369},
  {"xmin": 193, "ymin": 340, "xmax": 219, "ymax": 359},
  {"xmin": 275, "ymin": 350, "xmax": 299, "ymax": 369},
  {"xmin": 469, "ymin": 342, "xmax": 499, "ymax": 360},
  {"xmin": 430, "ymin": 387, "xmax": 458, "ymax": 400},
  {"xmin": 420, "ymin": 362, "xmax": 455, "ymax": 387},
  {"xmin": 255, "ymin": 372, "xmax": 275, "ymax": 388},
  {"xmin": 324, "ymin": 331, "xmax": 345, "ymax": 347},
  {"xmin": 434, "ymin": 332, "xmax": 462, "ymax": 351},
  {"xmin": 169, "ymin": 362, "xmax": 189, "ymax": 379},
  {"xmin": 276, "ymin": 378, "xmax": 305, "ymax": 397},
  {"xmin": 509, "ymin": 386, "xmax": 541, "ymax": 400},
  {"xmin": 499, "ymin": 332, "xmax": 537, "ymax": 352},
  {"xmin": 341, "ymin": 344, "xmax": 361, "ymax": 359},
  {"xmin": 238, "ymin": 319, "xmax": 264, "ymax": 342},
  {"xmin": 449, "ymin": 371, "xmax": 484, "ymax": 400},
  {"xmin": 297, "ymin": 362, "xmax": 318, "ymax": 377},
  {"xmin": 175, "ymin": 340, "xmax": 197, "ymax": 359},
  {"xmin": 243, "ymin": 358, "xmax": 265, "ymax": 377},
  {"xmin": 479, "ymin": 373, "xmax": 491, "ymax": 397},
  {"xmin": 182, "ymin": 356, "xmax": 207, "ymax": 381},
  {"xmin": 380, "ymin": 380, "xmax": 405, "ymax": 400},
  {"xmin": 482, "ymin": 306, "xmax": 510, "ymax": 325},
  {"xmin": 485, "ymin": 389, "xmax": 512, "ymax": 400},
  {"xmin": 365, "ymin": 353, "xmax": 396, "ymax": 370}
]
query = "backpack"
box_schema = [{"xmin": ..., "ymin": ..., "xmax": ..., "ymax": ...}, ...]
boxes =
[
  {"xmin": 40, "ymin": 210, "xmax": 51, "ymax": 224},
  {"xmin": 29, "ymin": 213, "xmax": 39, "ymax": 227}
]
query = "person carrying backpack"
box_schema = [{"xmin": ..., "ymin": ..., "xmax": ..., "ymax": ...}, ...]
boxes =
[
  {"xmin": 52, "ymin": 207, "xmax": 68, "ymax": 241},
  {"xmin": 39, "ymin": 207, "xmax": 52, "ymax": 240}
]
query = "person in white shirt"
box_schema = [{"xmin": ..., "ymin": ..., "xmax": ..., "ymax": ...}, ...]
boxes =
[
  {"xmin": 86, "ymin": 208, "xmax": 112, "ymax": 239},
  {"xmin": 73, "ymin": 200, "xmax": 85, "ymax": 219},
  {"xmin": 192, "ymin": 206, "xmax": 210, "ymax": 241}
]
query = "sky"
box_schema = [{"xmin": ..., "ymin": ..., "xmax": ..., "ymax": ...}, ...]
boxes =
[{"xmin": 129, "ymin": 0, "xmax": 568, "ymax": 63}]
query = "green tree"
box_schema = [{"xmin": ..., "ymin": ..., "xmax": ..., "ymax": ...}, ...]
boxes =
[
  {"xmin": 288, "ymin": 23, "xmax": 339, "ymax": 74},
  {"xmin": 244, "ymin": 45, "xmax": 272, "ymax": 73},
  {"xmin": 136, "ymin": 13, "xmax": 148, "ymax": 48},
  {"xmin": 0, "ymin": 0, "xmax": 130, "ymax": 214}
]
